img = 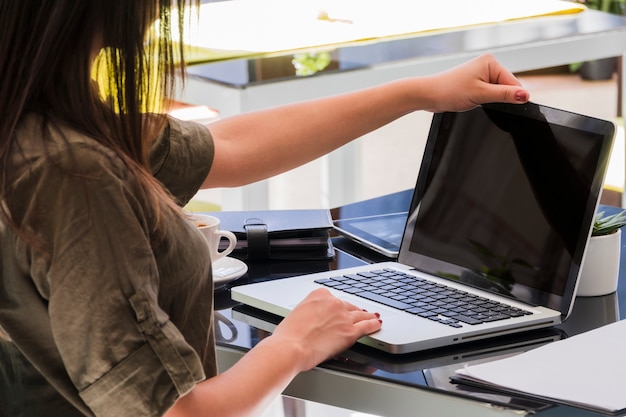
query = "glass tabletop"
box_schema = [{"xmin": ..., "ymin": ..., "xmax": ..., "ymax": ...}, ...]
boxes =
[
  {"xmin": 186, "ymin": 9, "xmax": 626, "ymax": 87},
  {"xmin": 216, "ymin": 239, "xmax": 623, "ymax": 415}
]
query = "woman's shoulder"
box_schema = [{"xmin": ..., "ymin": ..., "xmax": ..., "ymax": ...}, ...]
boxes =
[{"xmin": 14, "ymin": 113, "xmax": 127, "ymax": 175}]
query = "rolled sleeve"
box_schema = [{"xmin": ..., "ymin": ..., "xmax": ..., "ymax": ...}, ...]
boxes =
[
  {"xmin": 150, "ymin": 117, "xmax": 215, "ymax": 205},
  {"xmin": 79, "ymin": 292, "xmax": 204, "ymax": 417}
]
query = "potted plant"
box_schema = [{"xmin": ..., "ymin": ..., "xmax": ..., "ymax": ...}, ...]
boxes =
[
  {"xmin": 577, "ymin": 209, "xmax": 626, "ymax": 296},
  {"xmin": 569, "ymin": 0, "xmax": 625, "ymax": 80},
  {"xmin": 591, "ymin": 209, "xmax": 626, "ymax": 236},
  {"xmin": 578, "ymin": 0, "xmax": 625, "ymax": 16}
]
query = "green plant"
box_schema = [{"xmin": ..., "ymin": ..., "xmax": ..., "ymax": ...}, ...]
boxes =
[
  {"xmin": 580, "ymin": 0, "xmax": 625, "ymax": 14},
  {"xmin": 291, "ymin": 52, "xmax": 331, "ymax": 76},
  {"xmin": 592, "ymin": 209, "xmax": 626, "ymax": 236},
  {"xmin": 569, "ymin": 0, "xmax": 625, "ymax": 72}
]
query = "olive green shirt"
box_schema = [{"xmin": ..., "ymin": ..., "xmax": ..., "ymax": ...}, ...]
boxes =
[{"xmin": 0, "ymin": 115, "xmax": 216, "ymax": 416}]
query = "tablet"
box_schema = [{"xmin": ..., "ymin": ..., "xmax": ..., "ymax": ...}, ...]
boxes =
[{"xmin": 333, "ymin": 212, "xmax": 407, "ymax": 258}]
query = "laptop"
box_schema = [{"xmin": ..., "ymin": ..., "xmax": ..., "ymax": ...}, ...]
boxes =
[{"xmin": 231, "ymin": 102, "xmax": 615, "ymax": 354}]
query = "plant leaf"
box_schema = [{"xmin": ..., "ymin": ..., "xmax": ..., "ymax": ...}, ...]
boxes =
[{"xmin": 592, "ymin": 209, "xmax": 626, "ymax": 236}]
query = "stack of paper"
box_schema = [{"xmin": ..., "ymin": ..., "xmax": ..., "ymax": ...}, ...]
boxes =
[{"xmin": 454, "ymin": 319, "xmax": 626, "ymax": 415}]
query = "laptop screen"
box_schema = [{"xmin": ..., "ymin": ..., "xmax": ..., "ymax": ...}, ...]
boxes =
[{"xmin": 399, "ymin": 102, "xmax": 614, "ymax": 314}]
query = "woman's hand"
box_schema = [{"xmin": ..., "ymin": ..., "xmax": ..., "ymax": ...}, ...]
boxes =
[
  {"xmin": 268, "ymin": 288, "xmax": 382, "ymax": 371},
  {"xmin": 166, "ymin": 288, "xmax": 380, "ymax": 417},
  {"xmin": 419, "ymin": 54, "xmax": 530, "ymax": 113}
]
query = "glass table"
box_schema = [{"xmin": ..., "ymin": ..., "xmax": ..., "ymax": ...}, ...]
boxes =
[{"xmin": 216, "ymin": 192, "xmax": 625, "ymax": 416}]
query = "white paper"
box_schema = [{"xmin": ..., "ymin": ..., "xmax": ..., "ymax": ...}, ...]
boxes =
[{"xmin": 455, "ymin": 319, "xmax": 626, "ymax": 413}]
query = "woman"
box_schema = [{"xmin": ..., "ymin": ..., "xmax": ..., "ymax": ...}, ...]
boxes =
[{"xmin": 0, "ymin": 1, "xmax": 530, "ymax": 416}]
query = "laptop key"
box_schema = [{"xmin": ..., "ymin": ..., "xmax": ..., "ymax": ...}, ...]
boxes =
[
  {"xmin": 344, "ymin": 274, "xmax": 364, "ymax": 280},
  {"xmin": 356, "ymin": 291, "xmax": 414, "ymax": 310},
  {"xmin": 334, "ymin": 284, "xmax": 353, "ymax": 291},
  {"xmin": 481, "ymin": 314, "xmax": 511, "ymax": 322},
  {"xmin": 391, "ymin": 294, "xmax": 409, "ymax": 301},
  {"xmin": 331, "ymin": 276, "xmax": 351, "ymax": 282},
  {"xmin": 455, "ymin": 315, "xmax": 483, "ymax": 325},
  {"xmin": 504, "ymin": 309, "xmax": 526, "ymax": 317},
  {"xmin": 315, "ymin": 279, "xmax": 344, "ymax": 288}
]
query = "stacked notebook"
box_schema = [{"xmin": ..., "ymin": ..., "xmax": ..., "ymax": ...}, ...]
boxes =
[{"xmin": 206, "ymin": 209, "xmax": 334, "ymax": 261}]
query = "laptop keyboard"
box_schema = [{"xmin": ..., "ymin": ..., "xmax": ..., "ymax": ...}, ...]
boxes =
[{"xmin": 315, "ymin": 268, "xmax": 533, "ymax": 328}]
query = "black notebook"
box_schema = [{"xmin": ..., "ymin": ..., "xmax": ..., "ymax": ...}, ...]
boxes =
[{"xmin": 206, "ymin": 209, "xmax": 334, "ymax": 261}]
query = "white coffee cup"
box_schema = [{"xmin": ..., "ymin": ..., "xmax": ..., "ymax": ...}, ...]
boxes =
[{"xmin": 190, "ymin": 214, "xmax": 237, "ymax": 262}]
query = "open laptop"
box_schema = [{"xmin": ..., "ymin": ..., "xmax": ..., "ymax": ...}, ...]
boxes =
[{"xmin": 232, "ymin": 102, "xmax": 615, "ymax": 354}]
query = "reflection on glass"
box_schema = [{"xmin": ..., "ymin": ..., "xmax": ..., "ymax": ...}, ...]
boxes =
[
  {"xmin": 292, "ymin": 52, "xmax": 332, "ymax": 76},
  {"xmin": 559, "ymin": 292, "xmax": 620, "ymax": 336}
]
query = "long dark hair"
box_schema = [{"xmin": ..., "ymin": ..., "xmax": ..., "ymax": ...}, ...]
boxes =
[{"xmin": 0, "ymin": 0, "xmax": 199, "ymax": 248}]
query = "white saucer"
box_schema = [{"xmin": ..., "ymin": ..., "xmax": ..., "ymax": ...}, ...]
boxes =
[{"xmin": 213, "ymin": 257, "xmax": 248, "ymax": 289}]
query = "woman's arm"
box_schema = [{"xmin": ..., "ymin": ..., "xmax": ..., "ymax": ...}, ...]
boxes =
[
  {"xmin": 165, "ymin": 288, "xmax": 381, "ymax": 417},
  {"xmin": 203, "ymin": 54, "xmax": 530, "ymax": 188},
  {"xmin": 165, "ymin": 54, "xmax": 530, "ymax": 417}
]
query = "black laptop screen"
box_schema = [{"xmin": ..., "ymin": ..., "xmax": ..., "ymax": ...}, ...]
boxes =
[{"xmin": 400, "ymin": 102, "xmax": 614, "ymax": 313}]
